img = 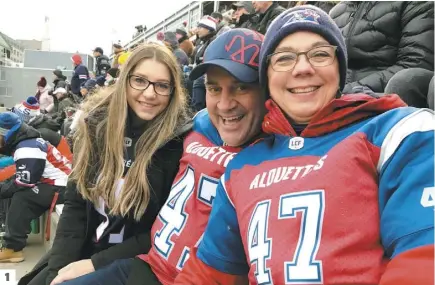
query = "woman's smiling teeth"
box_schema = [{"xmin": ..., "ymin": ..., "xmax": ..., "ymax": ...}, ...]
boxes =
[
  {"xmin": 221, "ymin": 115, "xmax": 244, "ymax": 125},
  {"xmin": 138, "ymin": 101, "xmax": 154, "ymax": 107},
  {"xmin": 288, "ymin": 86, "xmax": 320, "ymax": 93}
]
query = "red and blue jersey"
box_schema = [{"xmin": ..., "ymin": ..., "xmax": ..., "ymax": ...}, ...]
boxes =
[
  {"xmin": 139, "ymin": 110, "xmax": 241, "ymax": 285},
  {"xmin": 185, "ymin": 95, "xmax": 434, "ymax": 285}
]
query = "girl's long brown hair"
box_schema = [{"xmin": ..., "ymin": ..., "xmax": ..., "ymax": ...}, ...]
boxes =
[{"xmin": 71, "ymin": 43, "xmax": 189, "ymax": 220}]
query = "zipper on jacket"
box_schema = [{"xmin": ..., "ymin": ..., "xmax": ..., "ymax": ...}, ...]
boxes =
[{"xmin": 345, "ymin": 2, "xmax": 366, "ymax": 82}]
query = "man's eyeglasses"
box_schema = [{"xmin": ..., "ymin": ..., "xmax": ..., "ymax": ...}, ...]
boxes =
[
  {"xmin": 128, "ymin": 75, "xmax": 174, "ymax": 96},
  {"xmin": 268, "ymin": 45, "xmax": 338, "ymax": 72}
]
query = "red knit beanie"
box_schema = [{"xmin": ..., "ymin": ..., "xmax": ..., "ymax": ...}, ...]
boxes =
[{"xmin": 37, "ymin": 77, "xmax": 47, "ymax": 88}]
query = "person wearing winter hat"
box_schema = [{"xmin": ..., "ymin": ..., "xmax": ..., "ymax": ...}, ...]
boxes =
[
  {"xmin": 161, "ymin": 31, "xmax": 189, "ymax": 67},
  {"xmin": 71, "ymin": 54, "xmax": 90, "ymax": 96},
  {"xmin": 52, "ymin": 69, "xmax": 68, "ymax": 91},
  {"xmin": 176, "ymin": 25, "xmax": 194, "ymax": 58},
  {"xmin": 52, "ymin": 87, "xmax": 76, "ymax": 117},
  {"xmin": 36, "ymin": 76, "xmax": 54, "ymax": 113},
  {"xmin": 12, "ymin": 96, "xmax": 74, "ymax": 163},
  {"xmin": 175, "ymin": 5, "xmax": 434, "ymax": 285},
  {"xmin": 0, "ymin": 111, "xmax": 70, "ymax": 263},
  {"xmin": 105, "ymin": 67, "xmax": 119, "ymax": 86},
  {"xmin": 12, "ymin": 96, "xmax": 41, "ymax": 123}
]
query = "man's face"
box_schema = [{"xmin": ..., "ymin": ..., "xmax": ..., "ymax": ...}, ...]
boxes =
[
  {"xmin": 93, "ymin": 51, "xmax": 100, "ymax": 57},
  {"xmin": 197, "ymin": 27, "xmax": 210, "ymax": 38},
  {"xmin": 205, "ymin": 67, "xmax": 265, "ymax": 147},
  {"xmin": 252, "ymin": 1, "xmax": 272, "ymax": 13},
  {"xmin": 233, "ymin": 7, "xmax": 249, "ymax": 22}
]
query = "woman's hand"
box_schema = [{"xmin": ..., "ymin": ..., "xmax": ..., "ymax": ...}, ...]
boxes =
[{"xmin": 50, "ymin": 259, "xmax": 95, "ymax": 285}]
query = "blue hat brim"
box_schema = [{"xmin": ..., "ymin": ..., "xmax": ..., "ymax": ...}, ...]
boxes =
[{"xmin": 189, "ymin": 59, "xmax": 259, "ymax": 83}]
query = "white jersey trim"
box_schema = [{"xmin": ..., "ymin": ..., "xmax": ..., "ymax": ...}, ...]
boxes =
[{"xmin": 377, "ymin": 109, "xmax": 435, "ymax": 172}]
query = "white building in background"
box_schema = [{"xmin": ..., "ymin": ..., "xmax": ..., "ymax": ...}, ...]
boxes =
[
  {"xmin": 41, "ymin": 16, "xmax": 51, "ymax": 51},
  {"xmin": 0, "ymin": 31, "xmax": 24, "ymax": 66}
]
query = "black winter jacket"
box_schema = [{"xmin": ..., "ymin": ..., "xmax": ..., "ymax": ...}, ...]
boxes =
[
  {"xmin": 255, "ymin": 2, "xmax": 286, "ymax": 35},
  {"xmin": 41, "ymin": 107, "xmax": 192, "ymax": 285},
  {"xmin": 330, "ymin": 1, "xmax": 434, "ymax": 93}
]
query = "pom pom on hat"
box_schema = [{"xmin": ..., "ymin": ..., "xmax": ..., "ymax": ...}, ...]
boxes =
[
  {"xmin": 13, "ymin": 96, "xmax": 41, "ymax": 123},
  {"xmin": 198, "ymin": 16, "xmax": 217, "ymax": 32},
  {"xmin": 37, "ymin": 77, "xmax": 47, "ymax": 88}
]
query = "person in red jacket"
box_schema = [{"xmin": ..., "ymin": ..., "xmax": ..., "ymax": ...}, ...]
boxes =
[{"xmin": 174, "ymin": 5, "xmax": 434, "ymax": 285}]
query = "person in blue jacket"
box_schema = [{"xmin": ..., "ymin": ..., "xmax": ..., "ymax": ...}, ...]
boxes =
[{"xmin": 70, "ymin": 54, "xmax": 89, "ymax": 96}]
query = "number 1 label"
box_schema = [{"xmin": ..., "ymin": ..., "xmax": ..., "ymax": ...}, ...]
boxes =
[{"xmin": 0, "ymin": 269, "xmax": 16, "ymax": 284}]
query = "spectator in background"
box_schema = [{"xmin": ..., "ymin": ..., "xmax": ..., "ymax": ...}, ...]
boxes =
[
  {"xmin": 35, "ymin": 77, "xmax": 53, "ymax": 113},
  {"xmin": 105, "ymin": 67, "xmax": 119, "ymax": 87},
  {"xmin": 190, "ymin": 16, "xmax": 218, "ymax": 112},
  {"xmin": 176, "ymin": 26, "xmax": 194, "ymax": 58},
  {"xmin": 93, "ymin": 47, "xmax": 111, "ymax": 76},
  {"xmin": 52, "ymin": 88, "xmax": 76, "ymax": 118},
  {"xmin": 158, "ymin": 31, "xmax": 190, "ymax": 67},
  {"xmin": 231, "ymin": 1, "xmax": 257, "ymax": 30},
  {"xmin": 71, "ymin": 54, "xmax": 89, "ymax": 96},
  {"xmin": 12, "ymin": 97, "xmax": 73, "ymax": 162},
  {"xmin": 112, "ymin": 44, "xmax": 127, "ymax": 68},
  {"xmin": 252, "ymin": 1, "xmax": 286, "ymax": 34},
  {"xmin": 80, "ymin": 79, "xmax": 98, "ymax": 98},
  {"xmin": 211, "ymin": 12, "xmax": 231, "ymax": 36},
  {"xmin": 0, "ymin": 112, "xmax": 70, "ymax": 263},
  {"xmin": 192, "ymin": 16, "xmax": 217, "ymax": 66},
  {"xmin": 89, "ymin": 71, "xmax": 96, "ymax": 79},
  {"xmin": 330, "ymin": 1, "xmax": 434, "ymax": 103},
  {"xmin": 52, "ymin": 69, "xmax": 68, "ymax": 92}
]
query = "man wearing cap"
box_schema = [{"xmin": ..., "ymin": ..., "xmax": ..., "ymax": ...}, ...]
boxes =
[
  {"xmin": 0, "ymin": 112, "xmax": 71, "ymax": 262},
  {"xmin": 92, "ymin": 47, "xmax": 111, "ymax": 77},
  {"xmin": 47, "ymin": 28, "xmax": 266, "ymax": 285},
  {"xmin": 232, "ymin": 1, "xmax": 257, "ymax": 30}
]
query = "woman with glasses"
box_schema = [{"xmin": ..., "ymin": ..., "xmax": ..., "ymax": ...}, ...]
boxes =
[
  {"xmin": 175, "ymin": 6, "xmax": 434, "ymax": 285},
  {"xmin": 20, "ymin": 43, "xmax": 192, "ymax": 285}
]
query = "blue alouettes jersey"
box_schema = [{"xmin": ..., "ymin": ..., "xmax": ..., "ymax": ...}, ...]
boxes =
[
  {"xmin": 14, "ymin": 138, "xmax": 71, "ymax": 187},
  {"xmin": 140, "ymin": 109, "xmax": 241, "ymax": 285},
  {"xmin": 196, "ymin": 107, "xmax": 435, "ymax": 285}
]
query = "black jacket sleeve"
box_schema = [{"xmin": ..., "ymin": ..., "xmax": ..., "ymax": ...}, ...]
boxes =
[
  {"xmin": 89, "ymin": 133, "xmax": 188, "ymax": 269},
  {"xmin": 46, "ymin": 181, "xmax": 88, "ymax": 285},
  {"xmin": 344, "ymin": 1, "xmax": 434, "ymax": 93}
]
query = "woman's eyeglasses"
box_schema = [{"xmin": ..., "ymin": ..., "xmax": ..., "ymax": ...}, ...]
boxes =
[
  {"xmin": 268, "ymin": 45, "xmax": 338, "ymax": 72},
  {"xmin": 128, "ymin": 75, "xmax": 174, "ymax": 96}
]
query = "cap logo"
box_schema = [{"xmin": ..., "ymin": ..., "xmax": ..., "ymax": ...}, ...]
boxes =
[
  {"xmin": 225, "ymin": 31, "xmax": 262, "ymax": 67},
  {"xmin": 283, "ymin": 9, "xmax": 321, "ymax": 27}
]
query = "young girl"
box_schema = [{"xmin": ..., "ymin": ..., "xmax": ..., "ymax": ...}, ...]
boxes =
[{"xmin": 20, "ymin": 43, "xmax": 191, "ymax": 285}]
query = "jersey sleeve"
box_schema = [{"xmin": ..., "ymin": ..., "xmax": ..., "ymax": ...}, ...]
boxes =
[
  {"xmin": 14, "ymin": 139, "xmax": 47, "ymax": 187},
  {"xmin": 174, "ymin": 248, "xmax": 249, "ymax": 285},
  {"xmin": 377, "ymin": 109, "xmax": 434, "ymax": 281},
  {"xmin": 196, "ymin": 174, "xmax": 249, "ymax": 275}
]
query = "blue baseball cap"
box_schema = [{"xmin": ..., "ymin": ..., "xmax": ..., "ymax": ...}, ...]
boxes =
[{"xmin": 189, "ymin": 28, "xmax": 264, "ymax": 83}]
